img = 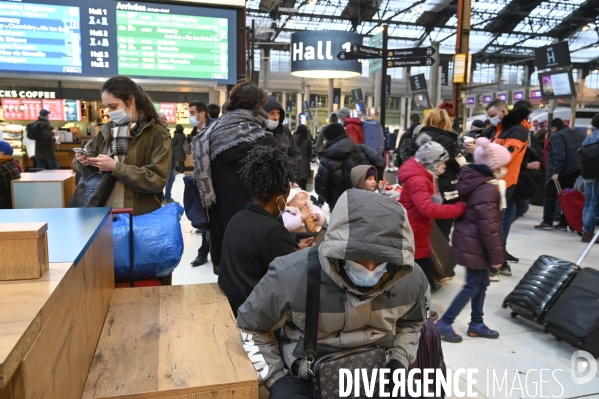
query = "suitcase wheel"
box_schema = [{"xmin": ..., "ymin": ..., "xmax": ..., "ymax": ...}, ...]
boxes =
[
  {"xmin": 511, "ymin": 312, "xmax": 518, "ymax": 319},
  {"xmin": 502, "ymin": 302, "xmax": 508, "ymax": 309}
]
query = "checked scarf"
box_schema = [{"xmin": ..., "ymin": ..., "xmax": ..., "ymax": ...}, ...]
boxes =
[{"xmin": 192, "ymin": 109, "xmax": 270, "ymax": 209}]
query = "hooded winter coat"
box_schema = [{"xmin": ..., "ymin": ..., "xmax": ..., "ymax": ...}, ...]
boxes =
[
  {"xmin": 350, "ymin": 164, "xmax": 377, "ymax": 189},
  {"xmin": 34, "ymin": 116, "xmax": 57, "ymax": 161},
  {"xmin": 236, "ymin": 189, "xmax": 429, "ymax": 388},
  {"xmin": 343, "ymin": 117, "xmax": 365, "ymax": 144},
  {"xmin": 398, "ymin": 158, "xmax": 466, "ymax": 258},
  {"xmin": 451, "ymin": 165, "xmax": 504, "ymax": 270},
  {"xmin": 413, "ymin": 126, "xmax": 462, "ymax": 204},
  {"xmin": 315, "ymin": 136, "xmax": 385, "ymax": 209},
  {"xmin": 492, "ymin": 106, "xmax": 531, "ymax": 188},
  {"xmin": 546, "ymin": 127, "xmax": 586, "ymax": 181},
  {"xmin": 171, "ymin": 128, "xmax": 187, "ymax": 163},
  {"xmin": 263, "ymin": 97, "xmax": 301, "ymax": 181}
]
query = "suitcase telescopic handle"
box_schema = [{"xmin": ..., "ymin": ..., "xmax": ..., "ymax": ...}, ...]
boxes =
[
  {"xmin": 576, "ymin": 229, "xmax": 599, "ymax": 266},
  {"xmin": 111, "ymin": 208, "xmax": 135, "ymax": 287},
  {"xmin": 554, "ymin": 180, "xmax": 563, "ymax": 196}
]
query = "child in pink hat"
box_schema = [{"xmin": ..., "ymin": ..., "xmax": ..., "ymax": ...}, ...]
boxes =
[{"xmin": 437, "ymin": 137, "xmax": 511, "ymax": 343}]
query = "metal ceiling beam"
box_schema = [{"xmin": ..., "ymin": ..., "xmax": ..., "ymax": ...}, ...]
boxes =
[
  {"xmin": 415, "ymin": 0, "xmax": 458, "ymax": 27},
  {"xmin": 484, "ymin": 0, "xmax": 546, "ymax": 32},
  {"xmin": 545, "ymin": 0, "xmax": 599, "ymax": 40}
]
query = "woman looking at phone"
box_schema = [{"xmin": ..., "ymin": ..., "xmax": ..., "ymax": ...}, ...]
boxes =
[{"xmin": 73, "ymin": 76, "xmax": 172, "ymax": 216}]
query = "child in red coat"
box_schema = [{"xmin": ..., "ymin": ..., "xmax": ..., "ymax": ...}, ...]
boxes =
[
  {"xmin": 437, "ymin": 138, "xmax": 511, "ymax": 343},
  {"xmin": 399, "ymin": 134, "xmax": 466, "ymax": 294}
]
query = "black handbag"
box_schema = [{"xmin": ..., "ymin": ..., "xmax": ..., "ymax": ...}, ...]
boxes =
[
  {"xmin": 304, "ymin": 247, "xmax": 387, "ymax": 399},
  {"xmin": 68, "ymin": 170, "xmax": 117, "ymax": 208}
]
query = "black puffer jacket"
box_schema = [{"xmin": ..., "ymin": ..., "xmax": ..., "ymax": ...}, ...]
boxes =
[
  {"xmin": 412, "ymin": 126, "xmax": 462, "ymax": 204},
  {"xmin": 263, "ymin": 97, "xmax": 301, "ymax": 182},
  {"xmin": 546, "ymin": 127, "xmax": 586, "ymax": 181},
  {"xmin": 315, "ymin": 136, "xmax": 385, "ymax": 209}
]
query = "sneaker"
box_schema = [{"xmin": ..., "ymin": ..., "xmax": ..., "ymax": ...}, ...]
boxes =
[
  {"xmin": 489, "ymin": 269, "xmax": 500, "ymax": 282},
  {"xmin": 534, "ymin": 222, "xmax": 554, "ymax": 230},
  {"xmin": 436, "ymin": 320, "xmax": 462, "ymax": 343},
  {"xmin": 555, "ymin": 225, "xmax": 568, "ymax": 232},
  {"xmin": 505, "ymin": 252, "xmax": 519, "ymax": 263},
  {"xmin": 438, "ymin": 270, "xmax": 455, "ymax": 283},
  {"xmin": 499, "ymin": 263, "xmax": 512, "ymax": 276},
  {"xmin": 467, "ymin": 322, "xmax": 499, "ymax": 339}
]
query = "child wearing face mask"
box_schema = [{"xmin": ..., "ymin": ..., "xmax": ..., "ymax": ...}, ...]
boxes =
[
  {"xmin": 283, "ymin": 188, "xmax": 325, "ymax": 233},
  {"xmin": 436, "ymin": 138, "xmax": 511, "ymax": 343},
  {"xmin": 398, "ymin": 134, "xmax": 467, "ymax": 298}
]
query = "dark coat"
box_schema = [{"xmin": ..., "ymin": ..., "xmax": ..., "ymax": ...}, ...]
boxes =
[
  {"xmin": 35, "ymin": 117, "xmax": 57, "ymax": 161},
  {"xmin": 314, "ymin": 136, "xmax": 385, "ymax": 209},
  {"xmin": 208, "ymin": 134, "xmax": 279, "ymax": 267},
  {"xmin": 398, "ymin": 158, "xmax": 466, "ymax": 259},
  {"xmin": 171, "ymin": 131, "xmax": 187, "ymax": 162},
  {"xmin": 451, "ymin": 165, "xmax": 504, "ymax": 270},
  {"xmin": 218, "ymin": 203, "xmax": 297, "ymax": 316},
  {"xmin": 0, "ymin": 156, "xmax": 21, "ymax": 209},
  {"xmin": 297, "ymin": 137, "xmax": 312, "ymax": 180},
  {"xmin": 413, "ymin": 126, "xmax": 461, "ymax": 204},
  {"xmin": 263, "ymin": 97, "xmax": 302, "ymax": 182},
  {"xmin": 546, "ymin": 127, "xmax": 586, "ymax": 180}
]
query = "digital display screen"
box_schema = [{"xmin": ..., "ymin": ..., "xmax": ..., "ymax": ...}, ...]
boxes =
[
  {"xmin": 412, "ymin": 93, "xmax": 430, "ymax": 110},
  {"xmin": 466, "ymin": 97, "xmax": 475, "ymax": 105},
  {"xmin": 0, "ymin": 0, "xmax": 237, "ymax": 84},
  {"xmin": 513, "ymin": 91, "xmax": 524, "ymax": 101},
  {"xmin": 299, "ymin": 113, "xmax": 307, "ymax": 126},
  {"xmin": 482, "ymin": 95, "xmax": 492, "ymax": 104},
  {"xmin": 531, "ymin": 89, "xmax": 543, "ymax": 99},
  {"xmin": 497, "ymin": 93, "xmax": 507, "ymax": 101},
  {"xmin": 538, "ymin": 70, "xmax": 575, "ymax": 100},
  {"xmin": 0, "ymin": 98, "xmax": 82, "ymax": 121}
]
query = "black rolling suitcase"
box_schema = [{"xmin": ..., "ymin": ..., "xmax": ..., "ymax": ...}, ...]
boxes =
[
  {"xmin": 544, "ymin": 268, "xmax": 599, "ymax": 357},
  {"xmin": 502, "ymin": 229, "xmax": 599, "ymax": 324}
]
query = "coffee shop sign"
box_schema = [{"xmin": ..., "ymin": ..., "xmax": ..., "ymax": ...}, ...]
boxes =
[{"xmin": 0, "ymin": 90, "xmax": 57, "ymax": 99}]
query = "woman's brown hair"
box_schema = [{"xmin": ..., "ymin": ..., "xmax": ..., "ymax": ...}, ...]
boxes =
[
  {"xmin": 101, "ymin": 76, "xmax": 160, "ymax": 123},
  {"xmin": 225, "ymin": 82, "xmax": 268, "ymax": 114}
]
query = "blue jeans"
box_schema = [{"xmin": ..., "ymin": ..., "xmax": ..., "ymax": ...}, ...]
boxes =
[
  {"xmin": 441, "ymin": 268, "xmax": 490, "ymax": 325},
  {"xmin": 163, "ymin": 165, "xmax": 176, "ymax": 201},
  {"xmin": 502, "ymin": 199, "xmax": 530, "ymax": 245},
  {"xmin": 583, "ymin": 179, "xmax": 599, "ymax": 234},
  {"xmin": 37, "ymin": 158, "xmax": 59, "ymax": 170}
]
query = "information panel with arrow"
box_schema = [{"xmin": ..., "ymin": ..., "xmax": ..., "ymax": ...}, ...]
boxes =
[
  {"xmin": 387, "ymin": 58, "xmax": 436, "ymax": 68},
  {"xmin": 387, "ymin": 47, "xmax": 436, "ymax": 58}
]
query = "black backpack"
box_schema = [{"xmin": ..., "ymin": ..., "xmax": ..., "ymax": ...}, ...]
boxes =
[
  {"xmin": 579, "ymin": 142, "xmax": 599, "ymax": 179},
  {"xmin": 342, "ymin": 146, "xmax": 371, "ymax": 189},
  {"xmin": 26, "ymin": 121, "xmax": 41, "ymax": 140}
]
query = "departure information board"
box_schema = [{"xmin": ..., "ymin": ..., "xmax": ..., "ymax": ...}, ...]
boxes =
[{"xmin": 0, "ymin": 0, "xmax": 237, "ymax": 84}]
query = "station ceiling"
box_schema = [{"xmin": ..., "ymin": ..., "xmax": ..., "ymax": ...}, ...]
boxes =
[{"xmin": 246, "ymin": 0, "xmax": 599, "ymax": 66}]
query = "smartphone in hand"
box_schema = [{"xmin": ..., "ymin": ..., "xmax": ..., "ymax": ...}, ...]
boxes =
[{"xmin": 73, "ymin": 148, "xmax": 90, "ymax": 157}]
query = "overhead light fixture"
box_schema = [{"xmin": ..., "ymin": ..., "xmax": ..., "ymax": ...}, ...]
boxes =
[
  {"xmin": 583, "ymin": 25, "xmax": 590, "ymax": 31},
  {"xmin": 590, "ymin": 23, "xmax": 597, "ymax": 29}
]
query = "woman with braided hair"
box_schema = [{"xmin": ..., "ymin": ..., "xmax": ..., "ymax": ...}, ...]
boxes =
[{"xmin": 218, "ymin": 145, "xmax": 314, "ymax": 316}]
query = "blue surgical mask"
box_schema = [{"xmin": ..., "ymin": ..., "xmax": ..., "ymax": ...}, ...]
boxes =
[
  {"xmin": 189, "ymin": 115, "xmax": 199, "ymax": 127},
  {"xmin": 343, "ymin": 260, "xmax": 388, "ymax": 287},
  {"xmin": 490, "ymin": 116, "xmax": 501, "ymax": 127},
  {"xmin": 267, "ymin": 119, "xmax": 279, "ymax": 130},
  {"xmin": 108, "ymin": 104, "xmax": 132, "ymax": 126}
]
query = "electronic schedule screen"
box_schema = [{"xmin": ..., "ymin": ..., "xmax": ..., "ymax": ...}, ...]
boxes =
[{"xmin": 0, "ymin": 0, "xmax": 237, "ymax": 84}]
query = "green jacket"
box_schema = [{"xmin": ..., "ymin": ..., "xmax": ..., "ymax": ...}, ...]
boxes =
[{"xmin": 73, "ymin": 120, "xmax": 172, "ymax": 215}]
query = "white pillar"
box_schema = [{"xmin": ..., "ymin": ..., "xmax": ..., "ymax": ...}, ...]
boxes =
[{"xmin": 208, "ymin": 87, "xmax": 217, "ymax": 104}]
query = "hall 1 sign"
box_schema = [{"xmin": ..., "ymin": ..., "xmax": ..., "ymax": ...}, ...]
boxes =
[
  {"xmin": 440, "ymin": 59, "xmax": 449, "ymax": 86},
  {"xmin": 409, "ymin": 74, "xmax": 428, "ymax": 92},
  {"xmin": 333, "ymin": 88, "xmax": 341, "ymax": 104}
]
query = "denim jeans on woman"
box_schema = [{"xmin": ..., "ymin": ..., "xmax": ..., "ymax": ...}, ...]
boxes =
[{"xmin": 583, "ymin": 179, "xmax": 599, "ymax": 234}]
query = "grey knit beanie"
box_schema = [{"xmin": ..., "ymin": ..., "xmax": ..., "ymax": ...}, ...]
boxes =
[
  {"xmin": 414, "ymin": 134, "xmax": 449, "ymax": 172},
  {"xmin": 337, "ymin": 107, "xmax": 351, "ymax": 120}
]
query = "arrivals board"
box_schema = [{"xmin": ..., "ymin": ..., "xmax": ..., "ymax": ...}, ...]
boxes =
[{"xmin": 0, "ymin": 0, "xmax": 237, "ymax": 84}]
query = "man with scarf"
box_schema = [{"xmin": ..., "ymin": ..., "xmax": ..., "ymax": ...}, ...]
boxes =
[
  {"xmin": 192, "ymin": 82, "xmax": 279, "ymax": 275},
  {"xmin": 263, "ymin": 96, "xmax": 301, "ymax": 183},
  {"xmin": 485, "ymin": 99, "xmax": 531, "ymax": 279}
]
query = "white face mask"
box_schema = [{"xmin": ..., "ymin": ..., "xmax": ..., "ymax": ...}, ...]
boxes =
[
  {"xmin": 189, "ymin": 115, "xmax": 199, "ymax": 127},
  {"xmin": 494, "ymin": 167, "xmax": 508, "ymax": 180},
  {"xmin": 108, "ymin": 104, "xmax": 132, "ymax": 126},
  {"xmin": 267, "ymin": 119, "xmax": 279, "ymax": 130},
  {"xmin": 489, "ymin": 116, "xmax": 501, "ymax": 127},
  {"xmin": 343, "ymin": 260, "xmax": 388, "ymax": 287}
]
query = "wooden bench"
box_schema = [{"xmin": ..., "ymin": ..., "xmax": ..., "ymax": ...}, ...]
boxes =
[{"xmin": 82, "ymin": 284, "xmax": 259, "ymax": 399}]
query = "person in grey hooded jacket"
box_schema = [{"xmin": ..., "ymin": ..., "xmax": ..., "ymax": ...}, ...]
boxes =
[{"xmin": 237, "ymin": 189, "xmax": 430, "ymax": 398}]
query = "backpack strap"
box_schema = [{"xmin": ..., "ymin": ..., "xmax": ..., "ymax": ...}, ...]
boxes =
[{"xmin": 304, "ymin": 246, "xmax": 321, "ymax": 363}]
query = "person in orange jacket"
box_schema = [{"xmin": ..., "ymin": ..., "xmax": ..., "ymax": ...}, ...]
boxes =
[{"xmin": 484, "ymin": 99, "xmax": 532, "ymax": 279}]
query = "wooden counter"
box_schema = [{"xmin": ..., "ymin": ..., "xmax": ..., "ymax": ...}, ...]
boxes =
[
  {"xmin": 0, "ymin": 208, "xmax": 114, "ymax": 399},
  {"xmin": 82, "ymin": 284, "xmax": 258, "ymax": 399},
  {"xmin": 11, "ymin": 172, "xmax": 76, "ymax": 209}
]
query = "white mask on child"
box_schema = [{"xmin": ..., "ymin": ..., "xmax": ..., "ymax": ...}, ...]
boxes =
[
  {"xmin": 344, "ymin": 260, "xmax": 388, "ymax": 287},
  {"xmin": 493, "ymin": 167, "xmax": 508, "ymax": 180}
]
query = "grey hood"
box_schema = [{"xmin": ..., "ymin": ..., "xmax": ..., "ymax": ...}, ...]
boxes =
[{"xmin": 319, "ymin": 189, "xmax": 415, "ymax": 304}]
